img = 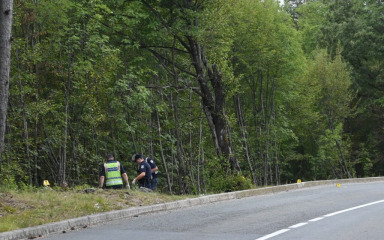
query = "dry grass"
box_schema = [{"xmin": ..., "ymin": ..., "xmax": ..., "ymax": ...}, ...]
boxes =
[{"xmin": 0, "ymin": 187, "xmax": 190, "ymax": 233}]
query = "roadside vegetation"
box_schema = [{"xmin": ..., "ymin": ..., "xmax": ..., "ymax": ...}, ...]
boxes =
[
  {"xmin": 0, "ymin": 172, "xmax": 254, "ymax": 233},
  {"xmin": 0, "ymin": 186, "xmax": 190, "ymax": 233}
]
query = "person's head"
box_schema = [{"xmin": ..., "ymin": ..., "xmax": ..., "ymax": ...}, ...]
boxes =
[
  {"xmin": 133, "ymin": 154, "xmax": 144, "ymax": 164},
  {"xmin": 106, "ymin": 154, "xmax": 114, "ymax": 161}
]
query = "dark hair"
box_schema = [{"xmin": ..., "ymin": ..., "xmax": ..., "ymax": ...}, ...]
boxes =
[
  {"xmin": 134, "ymin": 154, "xmax": 143, "ymax": 161},
  {"xmin": 106, "ymin": 154, "xmax": 114, "ymax": 160}
]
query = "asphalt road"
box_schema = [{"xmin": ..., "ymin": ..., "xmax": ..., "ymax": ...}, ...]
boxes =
[{"xmin": 42, "ymin": 182, "xmax": 384, "ymax": 240}]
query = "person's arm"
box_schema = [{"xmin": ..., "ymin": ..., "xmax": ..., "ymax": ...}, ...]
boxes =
[
  {"xmin": 118, "ymin": 163, "xmax": 130, "ymax": 188},
  {"xmin": 148, "ymin": 159, "xmax": 158, "ymax": 173},
  {"xmin": 99, "ymin": 164, "xmax": 106, "ymax": 188},
  {"xmin": 99, "ymin": 176, "xmax": 105, "ymax": 188},
  {"xmin": 151, "ymin": 166, "xmax": 158, "ymax": 173},
  {"xmin": 133, "ymin": 172, "xmax": 146, "ymax": 183},
  {"xmin": 122, "ymin": 173, "xmax": 130, "ymax": 189}
]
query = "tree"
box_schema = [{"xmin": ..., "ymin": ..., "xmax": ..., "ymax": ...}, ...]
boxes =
[
  {"xmin": 112, "ymin": 0, "xmax": 242, "ymax": 172},
  {"xmin": 0, "ymin": 0, "xmax": 14, "ymax": 171},
  {"xmin": 230, "ymin": 0, "xmax": 307, "ymax": 185},
  {"xmin": 288, "ymin": 49, "xmax": 353, "ymax": 180},
  {"xmin": 318, "ymin": 0, "xmax": 384, "ymax": 176}
]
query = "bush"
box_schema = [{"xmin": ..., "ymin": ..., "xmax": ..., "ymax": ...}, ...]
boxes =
[
  {"xmin": 205, "ymin": 158, "xmax": 253, "ymax": 193},
  {"xmin": 0, "ymin": 162, "xmax": 27, "ymax": 190},
  {"xmin": 208, "ymin": 174, "xmax": 253, "ymax": 193}
]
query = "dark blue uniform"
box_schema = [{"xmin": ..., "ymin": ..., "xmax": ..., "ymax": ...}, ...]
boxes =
[
  {"xmin": 147, "ymin": 158, "xmax": 158, "ymax": 190},
  {"xmin": 137, "ymin": 161, "xmax": 152, "ymax": 188}
]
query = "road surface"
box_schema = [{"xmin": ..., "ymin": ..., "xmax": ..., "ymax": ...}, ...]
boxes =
[{"xmin": 42, "ymin": 181, "xmax": 384, "ymax": 240}]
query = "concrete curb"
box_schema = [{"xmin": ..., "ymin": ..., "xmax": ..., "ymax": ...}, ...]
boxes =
[{"xmin": 1, "ymin": 177, "xmax": 384, "ymax": 240}]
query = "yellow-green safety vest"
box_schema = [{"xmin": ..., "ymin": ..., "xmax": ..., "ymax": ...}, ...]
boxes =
[{"xmin": 105, "ymin": 162, "xmax": 123, "ymax": 187}]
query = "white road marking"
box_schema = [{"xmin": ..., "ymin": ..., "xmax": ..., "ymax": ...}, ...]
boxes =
[
  {"xmin": 255, "ymin": 229, "xmax": 290, "ymax": 240},
  {"xmin": 289, "ymin": 222, "xmax": 308, "ymax": 228},
  {"xmin": 255, "ymin": 199, "xmax": 384, "ymax": 240},
  {"xmin": 308, "ymin": 217, "xmax": 324, "ymax": 222},
  {"xmin": 324, "ymin": 199, "xmax": 384, "ymax": 217}
]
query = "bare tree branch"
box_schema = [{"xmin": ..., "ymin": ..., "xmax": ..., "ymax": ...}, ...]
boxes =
[
  {"xmin": 146, "ymin": 85, "xmax": 199, "ymax": 91},
  {"xmin": 147, "ymin": 48, "xmax": 197, "ymax": 77},
  {"xmin": 142, "ymin": 45, "xmax": 189, "ymax": 54},
  {"xmin": 141, "ymin": 0, "xmax": 191, "ymax": 53}
]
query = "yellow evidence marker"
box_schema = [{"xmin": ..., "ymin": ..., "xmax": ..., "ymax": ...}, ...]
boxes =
[
  {"xmin": 336, "ymin": 183, "xmax": 341, "ymax": 187},
  {"xmin": 43, "ymin": 180, "xmax": 50, "ymax": 187},
  {"xmin": 297, "ymin": 179, "xmax": 302, "ymax": 183}
]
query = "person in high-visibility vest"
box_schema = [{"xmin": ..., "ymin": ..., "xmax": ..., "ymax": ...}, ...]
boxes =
[{"xmin": 99, "ymin": 154, "xmax": 130, "ymax": 189}]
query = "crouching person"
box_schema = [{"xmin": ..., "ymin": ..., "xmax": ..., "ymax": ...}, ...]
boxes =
[
  {"xmin": 132, "ymin": 154, "xmax": 152, "ymax": 189},
  {"xmin": 99, "ymin": 154, "xmax": 130, "ymax": 189}
]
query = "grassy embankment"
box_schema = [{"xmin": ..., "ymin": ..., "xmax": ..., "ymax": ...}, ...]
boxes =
[{"xmin": 0, "ymin": 187, "xmax": 190, "ymax": 233}]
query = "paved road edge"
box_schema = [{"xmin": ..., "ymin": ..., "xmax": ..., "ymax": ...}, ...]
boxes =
[{"xmin": 1, "ymin": 177, "xmax": 384, "ymax": 240}]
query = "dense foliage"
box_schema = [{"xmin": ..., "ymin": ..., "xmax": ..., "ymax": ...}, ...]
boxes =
[{"xmin": 1, "ymin": 0, "xmax": 383, "ymax": 194}]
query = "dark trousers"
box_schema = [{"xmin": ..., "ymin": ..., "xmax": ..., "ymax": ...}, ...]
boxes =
[
  {"xmin": 139, "ymin": 178, "xmax": 151, "ymax": 189},
  {"xmin": 151, "ymin": 178, "xmax": 158, "ymax": 190},
  {"xmin": 106, "ymin": 184, "xmax": 123, "ymax": 189}
]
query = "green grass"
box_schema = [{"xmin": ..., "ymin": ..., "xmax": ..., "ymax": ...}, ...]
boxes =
[{"xmin": 0, "ymin": 188, "xmax": 190, "ymax": 233}]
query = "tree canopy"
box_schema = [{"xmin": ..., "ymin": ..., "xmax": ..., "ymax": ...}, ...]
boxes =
[{"xmin": 1, "ymin": 0, "xmax": 383, "ymax": 194}]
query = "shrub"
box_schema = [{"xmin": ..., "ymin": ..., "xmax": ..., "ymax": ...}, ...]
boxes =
[{"xmin": 205, "ymin": 158, "xmax": 253, "ymax": 193}]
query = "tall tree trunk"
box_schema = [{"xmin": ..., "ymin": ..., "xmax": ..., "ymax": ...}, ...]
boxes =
[
  {"xmin": 34, "ymin": 118, "xmax": 39, "ymax": 186},
  {"xmin": 169, "ymin": 38, "xmax": 187, "ymax": 193},
  {"xmin": 256, "ymin": 71, "xmax": 268, "ymax": 185},
  {"xmin": 188, "ymin": 40, "xmax": 240, "ymax": 172},
  {"xmin": 155, "ymin": 109, "xmax": 172, "ymax": 193},
  {"xmin": 265, "ymin": 71, "xmax": 272, "ymax": 185},
  {"xmin": 335, "ymin": 140, "xmax": 351, "ymax": 178},
  {"xmin": 61, "ymin": 55, "xmax": 70, "ymax": 185},
  {"xmin": 0, "ymin": 0, "xmax": 13, "ymax": 171},
  {"xmin": 188, "ymin": 89, "xmax": 196, "ymax": 190},
  {"xmin": 149, "ymin": 113, "xmax": 154, "ymax": 157},
  {"xmin": 33, "ymin": 70, "xmax": 40, "ymax": 186},
  {"xmin": 234, "ymin": 94, "xmax": 256, "ymax": 184},
  {"xmin": 17, "ymin": 52, "xmax": 32, "ymax": 185},
  {"xmin": 328, "ymin": 118, "xmax": 352, "ymax": 178},
  {"xmin": 197, "ymin": 114, "xmax": 203, "ymax": 194},
  {"xmin": 250, "ymin": 74, "xmax": 263, "ymax": 185},
  {"xmin": 170, "ymin": 91, "xmax": 188, "ymax": 194}
]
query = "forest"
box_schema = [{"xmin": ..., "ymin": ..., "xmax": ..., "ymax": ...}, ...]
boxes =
[{"xmin": 0, "ymin": 0, "xmax": 383, "ymax": 194}]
